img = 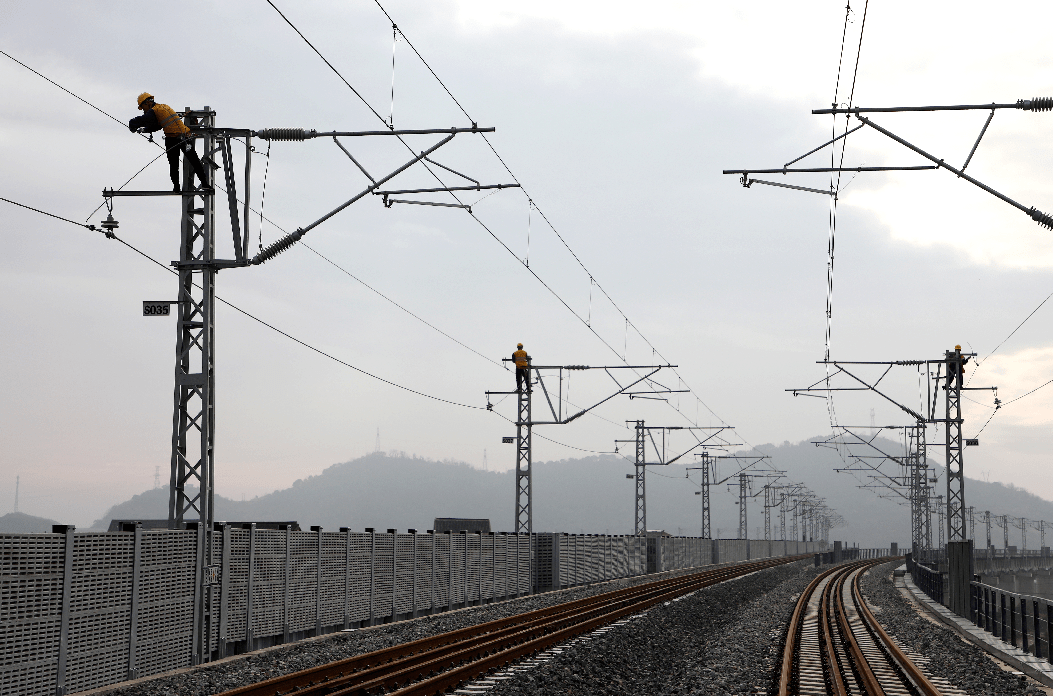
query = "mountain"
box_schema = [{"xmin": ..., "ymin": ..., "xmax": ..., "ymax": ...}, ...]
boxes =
[
  {"xmin": 0, "ymin": 511, "xmax": 61, "ymax": 533},
  {"xmin": 85, "ymin": 442, "xmax": 1053, "ymax": 548}
]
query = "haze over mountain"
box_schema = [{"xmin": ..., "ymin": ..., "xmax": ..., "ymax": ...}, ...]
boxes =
[
  {"xmin": 0, "ymin": 511, "xmax": 61, "ymax": 534},
  {"xmin": 85, "ymin": 437, "xmax": 1053, "ymax": 548}
]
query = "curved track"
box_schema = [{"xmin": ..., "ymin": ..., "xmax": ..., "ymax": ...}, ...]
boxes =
[
  {"xmin": 217, "ymin": 555, "xmax": 804, "ymax": 696},
  {"xmin": 778, "ymin": 559, "xmax": 949, "ymax": 696}
]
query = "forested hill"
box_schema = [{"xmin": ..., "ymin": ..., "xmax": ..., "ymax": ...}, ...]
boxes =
[{"xmin": 86, "ymin": 442, "xmax": 1053, "ymax": 548}]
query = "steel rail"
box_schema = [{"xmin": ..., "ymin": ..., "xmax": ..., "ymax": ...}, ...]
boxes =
[
  {"xmin": 834, "ymin": 566, "xmax": 884, "ymax": 695},
  {"xmin": 777, "ymin": 565, "xmax": 838, "ymax": 695},
  {"xmin": 219, "ymin": 556, "xmax": 805, "ymax": 696},
  {"xmin": 219, "ymin": 572, "xmax": 707, "ymax": 696},
  {"xmin": 820, "ymin": 570, "xmax": 851, "ymax": 696},
  {"xmin": 779, "ymin": 558, "xmax": 938, "ymax": 696},
  {"xmin": 851, "ymin": 565, "xmax": 943, "ymax": 696}
]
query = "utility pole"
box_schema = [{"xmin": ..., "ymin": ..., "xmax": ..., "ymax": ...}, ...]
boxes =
[
  {"xmin": 489, "ymin": 361, "xmax": 668, "ymax": 536},
  {"xmin": 617, "ymin": 422, "xmax": 726, "ymax": 535}
]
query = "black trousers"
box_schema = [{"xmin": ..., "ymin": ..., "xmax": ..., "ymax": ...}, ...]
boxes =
[
  {"xmin": 165, "ymin": 137, "xmax": 208, "ymax": 188},
  {"xmin": 516, "ymin": 367, "xmax": 529, "ymax": 391}
]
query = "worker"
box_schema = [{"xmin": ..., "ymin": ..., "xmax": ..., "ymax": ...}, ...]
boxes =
[
  {"xmin": 945, "ymin": 344, "xmax": 970, "ymax": 387},
  {"xmin": 128, "ymin": 93, "xmax": 209, "ymax": 192},
  {"xmin": 513, "ymin": 343, "xmax": 530, "ymax": 392}
]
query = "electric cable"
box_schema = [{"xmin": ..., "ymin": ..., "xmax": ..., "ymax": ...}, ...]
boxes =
[
  {"xmin": 3, "ymin": 194, "xmax": 488, "ymax": 412},
  {"xmin": 2, "ymin": 53, "xmax": 511, "ymax": 380},
  {"xmin": 967, "ymin": 287, "xmax": 1053, "ymax": 386},
  {"xmin": 1, "ymin": 196, "xmax": 101, "ymax": 232},
  {"xmin": 1, "ymin": 49, "xmax": 152, "ymax": 141},
  {"xmin": 363, "ymin": 0, "xmax": 746, "ymax": 446}
]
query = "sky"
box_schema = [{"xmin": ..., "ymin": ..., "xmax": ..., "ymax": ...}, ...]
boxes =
[{"xmin": 2, "ymin": 1, "xmax": 1052, "ymax": 529}]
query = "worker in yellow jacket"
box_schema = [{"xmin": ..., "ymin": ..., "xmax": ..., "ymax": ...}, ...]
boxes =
[
  {"xmin": 513, "ymin": 343, "xmax": 530, "ymax": 392},
  {"xmin": 128, "ymin": 93, "xmax": 209, "ymax": 192},
  {"xmin": 945, "ymin": 344, "xmax": 970, "ymax": 388}
]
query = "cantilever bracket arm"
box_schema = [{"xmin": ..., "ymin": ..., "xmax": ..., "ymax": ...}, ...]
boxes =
[
  {"xmin": 712, "ymin": 455, "xmax": 773, "ymax": 485},
  {"xmin": 561, "ymin": 366, "xmax": 665, "ymax": 424},
  {"xmin": 854, "ymin": 115, "xmax": 1053, "ymax": 229},
  {"xmin": 298, "ymin": 134, "xmax": 456, "ymax": 236},
  {"xmin": 791, "ymin": 361, "xmax": 927, "ymax": 423},
  {"xmin": 812, "ymin": 99, "xmax": 1051, "ymax": 114}
]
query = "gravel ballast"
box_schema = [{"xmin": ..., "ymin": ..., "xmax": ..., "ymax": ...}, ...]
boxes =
[
  {"xmin": 489, "ymin": 559, "xmax": 821, "ymax": 696},
  {"xmin": 860, "ymin": 560, "xmax": 1047, "ymax": 696},
  {"xmin": 94, "ymin": 562, "xmax": 762, "ymax": 696}
]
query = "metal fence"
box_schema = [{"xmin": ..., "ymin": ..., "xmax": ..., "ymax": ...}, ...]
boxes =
[
  {"xmin": 971, "ymin": 580, "xmax": 1053, "ymax": 662},
  {"xmin": 908, "ymin": 555, "xmax": 946, "ymax": 605}
]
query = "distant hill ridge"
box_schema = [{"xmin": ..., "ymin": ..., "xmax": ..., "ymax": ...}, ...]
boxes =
[
  {"xmin": 0, "ymin": 511, "xmax": 60, "ymax": 534},
  {"xmin": 85, "ymin": 442, "xmax": 1053, "ymax": 547}
]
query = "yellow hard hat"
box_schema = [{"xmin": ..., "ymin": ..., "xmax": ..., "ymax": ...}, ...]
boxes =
[
  {"xmin": 517, "ymin": 343, "xmax": 523, "ymax": 349},
  {"xmin": 955, "ymin": 344, "xmax": 962, "ymax": 350},
  {"xmin": 137, "ymin": 92, "xmax": 154, "ymax": 107}
]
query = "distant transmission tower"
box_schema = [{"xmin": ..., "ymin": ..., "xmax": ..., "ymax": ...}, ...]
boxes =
[
  {"xmin": 483, "ymin": 448, "xmax": 488, "ymax": 471},
  {"xmin": 154, "ymin": 465, "xmax": 160, "ymax": 489},
  {"xmin": 375, "ymin": 427, "xmax": 380, "ymax": 453},
  {"xmin": 13, "ymin": 475, "xmax": 19, "ymax": 513}
]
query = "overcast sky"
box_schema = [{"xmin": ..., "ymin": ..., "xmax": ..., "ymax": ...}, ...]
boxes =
[{"xmin": 2, "ymin": 1, "xmax": 1052, "ymax": 529}]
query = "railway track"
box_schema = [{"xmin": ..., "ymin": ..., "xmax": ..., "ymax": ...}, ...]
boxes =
[
  {"xmin": 777, "ymin": 558, "xmax": 963, "ymax": 696},
  {"xmin": 217, "ymin": 555, "xmax": 805, "ymax": 696}
]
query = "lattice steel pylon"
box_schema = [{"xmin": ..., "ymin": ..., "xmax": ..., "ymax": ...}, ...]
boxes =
[
  {"xmin": 738, "ymin": 473, "xmax": 748, "ymax": 539},
  {"xmin": 944, "ymin": 347, "xmax": 966, "ymax": 542},
  {"xmin": 629, "ymin": 420, "xmax": 647, "ymax": 536},
  {"xmin": 169, "ymin": 109, "xmax": 216, "ymax": 536},
  {"xmin": 514, "ymin": 365, "xmax": 532, "ymax": 535},
  {"xmin": 779, "ymin": 493, "xmax": 787, "ymax": 541},
  {"xmin": 909, "ymin": 424, "xmax": 928, "ymax": 554},
  {"xmin": 924, "ymin": 485, "xmax": 933, "ymax": 553},
  {"xmin": 936, "ymin": 495, "xmax": 945, "ymax": 550},
  {"xmin": 985, "ymin": 510, "xmax": 992, "ymax": 550},
  {"xmin": 166, "ymin": 109, "xmax": 219, "ymax": 667},
  {"xmin": 1002, "ymin": 514, "xmax": 1010, "ymax": 550},
  {"xmin": 699, "ymin": 453, "xmax": 712, "ymax": 538},
  {"xmin": 763, "ymin": 483, "xmax": 773, "ymax": 541}
]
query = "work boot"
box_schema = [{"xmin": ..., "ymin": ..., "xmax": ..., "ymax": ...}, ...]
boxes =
[{"xmin": 173, "ymin": 183, "xmax": 181, "ymax": 193}]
